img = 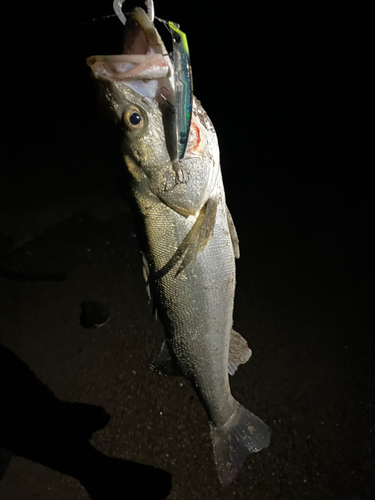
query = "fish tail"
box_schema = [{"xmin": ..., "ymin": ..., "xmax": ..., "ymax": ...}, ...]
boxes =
[{"xmin": 209, "ymin": 403, "xmax": 271, "ymax": 487}]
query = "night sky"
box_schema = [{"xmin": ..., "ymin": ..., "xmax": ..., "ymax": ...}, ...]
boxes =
[{"xmin": 2, "ymin": 0, "xmax": 371, "ymax": 211}]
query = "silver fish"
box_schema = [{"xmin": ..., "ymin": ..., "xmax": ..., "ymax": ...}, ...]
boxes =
[{"xmin": 87, "ymin": 4, "xmax": 270, "ymax": 486}]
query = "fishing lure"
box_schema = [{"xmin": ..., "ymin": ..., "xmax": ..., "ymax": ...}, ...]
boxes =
[{"xmin": 167, "ymin": 21, "xmax": 193, "ymax": 162}]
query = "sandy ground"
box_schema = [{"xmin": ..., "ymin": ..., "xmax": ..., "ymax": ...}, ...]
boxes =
[
  {"xmin": 0, "ymin": 1, "xmax": 373, "ymax": 499},
  {"xmin": 1, "ymin": 174, "xmax": 373, "ymax": 500}
]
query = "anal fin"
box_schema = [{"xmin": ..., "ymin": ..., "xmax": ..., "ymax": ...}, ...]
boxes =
[{"xmin": 228, "ymin": 329, "xmax": 252, "ymax": 375}]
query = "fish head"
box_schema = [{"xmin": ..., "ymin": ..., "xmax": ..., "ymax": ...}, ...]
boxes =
[
  {"xmin": 87, "ymin": 8, "xmax": 220, "ymax": 217},
  {"xmin": 94, "ymin": 78, "xmax": 174, "ymax": 186}
]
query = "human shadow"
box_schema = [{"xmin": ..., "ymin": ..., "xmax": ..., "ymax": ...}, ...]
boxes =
[{"xmin": 0, "ymin": 344, "xmax": 171, "ymax": 499}]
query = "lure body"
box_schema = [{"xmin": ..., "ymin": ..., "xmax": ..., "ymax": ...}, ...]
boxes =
[{"xmin": 168, "ymin": 21, "xmax": 193, "ymax": 161}]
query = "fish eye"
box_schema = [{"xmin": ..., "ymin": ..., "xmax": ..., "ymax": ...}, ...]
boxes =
[
  {"xmin": 130, "ymin": 112, "xmax": 141, "ymax": 125},
  {"xmin": 124, "ymin": 106, "xmax": 144, "ymax": 131}
]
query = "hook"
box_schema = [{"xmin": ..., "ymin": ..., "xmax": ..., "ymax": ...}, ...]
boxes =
[
  {"xmin": 113, "ymin": 1, "xmax": 126, "ymax": 25},
  {"xmin": 146, "ymin": 1, "xmax": 155, "ymax": 23},
  {"xmin": 113, "ymin": 0, "xmax": 155, "ymax": 26}
]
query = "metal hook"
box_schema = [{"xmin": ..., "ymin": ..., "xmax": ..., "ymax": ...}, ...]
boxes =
[
  {"xmin": 146, "ymin": 0, "xmax": 155, "ymax": 23},
  {"xmin": 113, "ymin": 0, "xmax": 155, "ymax": 26}
]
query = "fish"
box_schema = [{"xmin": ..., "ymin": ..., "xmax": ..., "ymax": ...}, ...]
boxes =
[{"xmin": 87, "ymin": 3, "xmax": 270, "ymax": 487}]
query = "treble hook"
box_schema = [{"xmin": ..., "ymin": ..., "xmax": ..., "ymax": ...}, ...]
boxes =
[{"xmin": 113, "ymin": 0, "xmax": 155, "ymax": 26}]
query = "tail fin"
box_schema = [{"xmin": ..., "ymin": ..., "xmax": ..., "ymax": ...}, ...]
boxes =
[{"xmin": 209, "ymin": 403, "xmax": 271, "ymax": 487}]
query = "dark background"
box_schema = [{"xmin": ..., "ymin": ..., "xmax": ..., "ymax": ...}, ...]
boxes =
[{"xmin": 0, "ymin": 1, "xmax": 373, "ymax": 499}]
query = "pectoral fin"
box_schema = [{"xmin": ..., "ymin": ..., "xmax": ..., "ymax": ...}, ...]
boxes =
[
  {"xmin": 226, "ymin": 205, "xmax": 240, "ymax": 259},
  {"xmin": 175, "ymin": 197, "xmax": 217, "ymax": 277},
  {"xmin": 228, "ymin": 329, "xmax": 252, "ymax": 375},
  {"xmin": 155, "ymin": 198, "xmax": 217, "ymax": 279}
]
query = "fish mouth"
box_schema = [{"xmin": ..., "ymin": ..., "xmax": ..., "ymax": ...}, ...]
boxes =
[
  {"xmin": 87, "ymin": 8, "xmax": 172, "ymax": 92},
  {"xmin": 87, "ymin": 9, "xmax": 198, "ymax": 163}
]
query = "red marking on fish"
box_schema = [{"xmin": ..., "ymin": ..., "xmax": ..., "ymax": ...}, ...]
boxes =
[{"xmin": 190, "ymin": 122, "xmax": 201, "ymax": 152}]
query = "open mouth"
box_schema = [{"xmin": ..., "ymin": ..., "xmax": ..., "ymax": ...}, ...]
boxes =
[
  {"xmin": 87, "ymin": 7, "xmax": 193, "ymax": 163},
  {"xmin": 87, "ymin": 7, "xmax": 172, "ymax": 99}
]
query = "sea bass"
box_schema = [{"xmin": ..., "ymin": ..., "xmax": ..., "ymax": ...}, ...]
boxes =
[{"xmin": 87, "ymin": 4, "xmax": 270, "ymax": 486}]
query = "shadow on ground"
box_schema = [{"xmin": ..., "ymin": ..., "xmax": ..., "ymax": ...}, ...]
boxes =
[{"xmin": 0, "ymin": 344, "xmax": 171, "ymax": 500}]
